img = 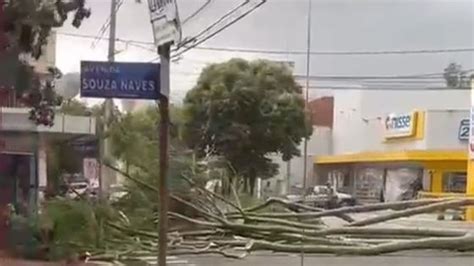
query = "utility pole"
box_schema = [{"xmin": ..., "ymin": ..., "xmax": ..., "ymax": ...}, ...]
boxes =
[
  {"xmin": 301, "ymin": 0, "xmax": 312, "ymax": 265},
  {"xmin": 157, "ymin": 43, "xmax": 170, "ymax": 266},
  {"xmin": 302, "ymin": 0, "xmax": 312, "ymax": 193},
  {"xmin": 101, "ymin": 0, "xmax": 117, "ymax": 195}
]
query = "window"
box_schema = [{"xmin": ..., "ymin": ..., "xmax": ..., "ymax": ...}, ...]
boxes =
[{"xmin": 442, "ymin": 172, "xmax": 466, "ymax": 193}]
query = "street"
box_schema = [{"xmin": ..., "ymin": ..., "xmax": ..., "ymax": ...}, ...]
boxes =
[
  {"xmin": 166, "ymin": 214, "xmax": 474, "ymax": 266},
  {"xmin": 172, "ymin": 252, "xmax": 474, "ymax": 266}
]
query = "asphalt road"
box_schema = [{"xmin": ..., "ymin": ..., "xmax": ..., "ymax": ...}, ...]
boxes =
[{"xmin": 176, "ymin": 252, "xmax": 474, "ymax": 266}]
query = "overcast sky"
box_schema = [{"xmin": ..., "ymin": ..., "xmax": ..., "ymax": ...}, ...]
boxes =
[{"xmin": 56, "ymin": 0, "xmax": 474, "ymax": 103}]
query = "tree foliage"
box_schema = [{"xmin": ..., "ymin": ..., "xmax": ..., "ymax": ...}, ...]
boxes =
[
  {"xmin": 1, "ymin": 0, "xmax": 90, "ymax": 126},
  {"xmin": 108, "ymin": 106, "xmax": 189, "ymax": 189},
  {"xmin": 107, "ymin": 106, "xmax": 194, "ymax": 228},
  {"xmin": 183, "ymin": 58, "xmax": 312, "ymax": 194},
  {"xmin": 443, "ymin": 63, "xmax": 472, "ymax": 89},
  {"xmin": 2, "ymin": 0, "xmax": 90, "ymax": 59}
]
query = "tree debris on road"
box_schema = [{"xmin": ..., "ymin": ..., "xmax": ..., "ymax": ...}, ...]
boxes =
[{"xmin": 86, "ymin": 167, "xmax": 474, "ymax": 263}]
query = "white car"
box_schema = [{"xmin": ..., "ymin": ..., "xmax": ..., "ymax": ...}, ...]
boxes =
[
  {"xmin": 66, "ymin": 181, "xmax": 89, "ymax": 199},
  {"xmin": 285, "ymin": 185, "xmax": 357, "ymax": 209}
]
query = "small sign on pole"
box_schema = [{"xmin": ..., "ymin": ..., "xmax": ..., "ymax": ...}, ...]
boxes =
[
  {"xmin": 148, "ymin": 0, "xmax": 182, "ymax": 47},
  {"xmin": 80, "ymin": 61, "xmax": 161, "ymax": 100},
  {"xmin": 83, "ymin": 158, "xmax": 100, "ymax": 189}
]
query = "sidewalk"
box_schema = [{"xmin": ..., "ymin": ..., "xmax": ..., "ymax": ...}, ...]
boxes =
[
  {"xmin": 0, "ymin": 252, "xmax": 99, "ymax": 266},
  {"xmin": 323, "ymin": 212, "xmax": 474, "ymax": 231}
]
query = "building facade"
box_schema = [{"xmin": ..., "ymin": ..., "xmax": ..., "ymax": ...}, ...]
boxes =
[
  {"xmin": 314, "ymin": 89, "xmax": 472, "ymax": 203},
  {"xmin": 0, "ymin": 30, "xmax": 97, "ymax": 243}
]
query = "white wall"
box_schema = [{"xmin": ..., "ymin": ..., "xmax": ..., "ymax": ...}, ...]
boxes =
[
  {"xmin": 424, "ymin": 110, "xmax": 468, "ymax": 150},
  {"xmin": 332, "ymin": 90, "xmax": 470, "ymax": 155},
  {"xmin": 360, "ymin": 90, "xmax": 470, "ymax": 117},
  {"xmin": 332, "ymin": 90, "xmax": 366, "ymax": 154}
]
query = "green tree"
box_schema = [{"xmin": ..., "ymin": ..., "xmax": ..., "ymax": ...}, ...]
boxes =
[
  {"xmin": 1, "ymin": 1, "xmax": 90, "ymax": 126},
  {"xmin": 107, "ymin": 106, "xmax": 192, "ymax": 227},
  {"xmin": 108, "ymin": 106, "xmax": 188, "ymax": 187},
  {"xmin": 3, "ymin": 0, "xmax": 90, "ymax": 59},
  {"xmin": 183, "ymin": 58, "xmax": 312, "ymax": 195},
  {"xmin": 443, "ymin": 63, "xmax": 472, "ymax": 89}
]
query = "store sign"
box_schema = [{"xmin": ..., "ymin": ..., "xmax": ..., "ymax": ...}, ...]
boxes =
[
  {"xmin": 148, "ymin": 0, "xmax": 182, "ymax": 46},
  {"xmin": 384, "ymin": 112, "xmax": 417, "ymax": 139},
  {"xmin": 80, "ymin": 61, "xmax": 160, "ymax": 100},
  {"xmin": 458, "ymin": 119, "xmax": 470, "ymax": 141}
]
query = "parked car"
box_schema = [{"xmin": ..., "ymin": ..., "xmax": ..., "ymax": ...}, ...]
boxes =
[
  {"xmin": 65, "ymin": 180, "xmax": 90, "ymax": 199},
  {"xmin": 109, "ymin": 184, "xmax": 128, "ymax": 202},
  {"xmin": 285, "ymin": 185, "xmax": 356, "ymax": 209}
]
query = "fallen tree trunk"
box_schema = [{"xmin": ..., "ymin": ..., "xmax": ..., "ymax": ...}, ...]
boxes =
[
  {"xmin": 350, "ymin": 199, "xmax": 474, "ymax": 227},
  {"xmin": 246, "ymin": 233, "xmax": 474, "ymax": 255},
  {"xmin": 171, "ymin": 209, "xmax": 468, "ymax": 238},
  {"xmin": 241, "ymin": 198, "xmax": 443, "ymax": 220}
]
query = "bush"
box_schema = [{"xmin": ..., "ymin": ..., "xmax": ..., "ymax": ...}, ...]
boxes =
[
  {"xmin": 43, "ymin": 198, "xmax": 116, "ymax": 260},
  {"xmin": 7, "ymin": 214, "xmax": 43, "ymax": 260},
  {"xmin": 8, "ymin": 198, "xmax": 118, "ymax": 261}
]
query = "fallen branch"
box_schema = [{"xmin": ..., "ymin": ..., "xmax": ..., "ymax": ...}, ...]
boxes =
[
  {"xmin": 246, "ymin": 233, "xmax": 474, "ymax": 255},
  {"xmin": 169, "ymin": 248, "xmax": 248, "ymax": 259},
  {"xmin": 243, "ymin": 198, "xmax": 444, "ymax": 220},
  {"xmin": 350, "ymin": 199, "xmax": 474, "ymax": 227},
  {"xmin": 234, "ymin": 197, "xmax": 354, "ymax": 223}
]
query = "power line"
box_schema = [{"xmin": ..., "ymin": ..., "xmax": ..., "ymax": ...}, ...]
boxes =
[
  {"xmin": 294, "ymin": 70, "xmax": 474, "ymax": 80},
  {"xmin": 172, "ymin": 0, "xmax": 268, "ymax": 60},
  {"xmin": 307, "ymin": 86, "xmax": 470, "ymax": 91},
  {"xmin": 181, "ymin": 0, "xmax": 213, "ymax": 25},
  {"xmin": 178, "ymin": 0, "xmax": 250, "ymax": 48},
  {"xmin": 187, "ymin": 46, "xmax": 474, "ymax": 56},
  {"xmin": 57, "ymin": 32, "xmax": 474, "ymax": 57},
  {"xmin": 91, "ymin": 0, "xmax": 124, "ymax": 48}
]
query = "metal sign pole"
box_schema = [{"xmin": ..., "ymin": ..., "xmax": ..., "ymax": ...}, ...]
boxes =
[
  {"xmin": 147, "ymin": 1, "xmax": 182, "ymax": 264},
  {"xmin": 157, "ymin": 43, "xmax": 171, "ymax": 266}
]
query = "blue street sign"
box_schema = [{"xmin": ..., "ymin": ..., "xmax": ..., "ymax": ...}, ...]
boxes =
[{"xmin": 80, "ymin": 61, "xmax": 160, "ymax": 100}]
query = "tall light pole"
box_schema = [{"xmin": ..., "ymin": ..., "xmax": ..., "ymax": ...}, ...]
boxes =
[
  {"xmin": 302, "ymin": 0, "xmax": 312, "ymax": 193},
  {"xmin": 301, "ymin": 0, "xmax": 312, "ymax": 265}
]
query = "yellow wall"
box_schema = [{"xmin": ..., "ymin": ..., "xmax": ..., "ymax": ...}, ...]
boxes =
[
  {"xmin": 466, "ymin": 161, "xmax": 474, "ymax": 221},
  {"xmin": 430, "ymin": 170, "xmax": 443, "ymax": 193},
  {"xmin": 422, "ymin": 160, "xmax": 466, "ymax": 194}
]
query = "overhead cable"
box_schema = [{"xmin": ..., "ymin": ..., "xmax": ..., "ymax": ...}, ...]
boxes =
[{"xmin": 57, "ymin": 32, "xmax": 474, "ymax": 57}]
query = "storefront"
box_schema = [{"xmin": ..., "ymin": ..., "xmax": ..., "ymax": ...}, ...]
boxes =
[{"xmin": 314, "ymin": 110, "xmax": 471, "ymax": 203}]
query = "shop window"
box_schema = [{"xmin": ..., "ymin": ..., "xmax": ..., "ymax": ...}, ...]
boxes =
[{"xmin": 443, "ymin": 172, "xmax": 466, "ymax": 193}]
